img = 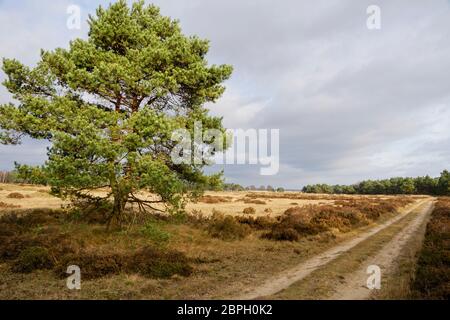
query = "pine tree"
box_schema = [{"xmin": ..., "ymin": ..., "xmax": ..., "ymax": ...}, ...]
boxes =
[{"xmin": 0, "ymin": 1, "xmax": 232, "ymax": 225}]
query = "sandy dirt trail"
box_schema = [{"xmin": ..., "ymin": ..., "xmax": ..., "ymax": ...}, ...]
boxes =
[
  {"xmin": 329, "ymin": 199, "xmax": 434, "ymax": 300},
  {"xmin": 233, "ymin": 199, "xmax": 431, "ymax": 300}
]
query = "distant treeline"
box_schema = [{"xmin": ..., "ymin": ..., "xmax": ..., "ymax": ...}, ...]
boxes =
[
  {"xmin": 302, "ymin": 170, "xmax": 450, "ymax": 196},
  {"xmin": 3, "ymin": 166, "xmax": 449, "ymax": 196}
]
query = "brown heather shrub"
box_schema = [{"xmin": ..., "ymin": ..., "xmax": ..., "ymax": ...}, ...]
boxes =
[
  {"xmin": 262, "ymin": 198, "xmax": 406, "ymax": 242},
  {"xmin": 283, "ymin": 206, "xmax": 314, "ymax": 223},
  {"xmin": 263, "ymin": 228, "xmax": 299, "ymax": 241},
  {"xmin": 332, "ymin": 197, "xmax": 414, "ymax": 222},
  {"xmin": 0, "ymin": 209, "xmax": 193, "ymax": 279},
  {"xmin": 309, "ymin": 205, "xmax": 370, "ymax": 231},
  {"xmin": 198, "ymin": 195, "xmax": 231, "ymax": 204},
  {"xmin": 412, "ymin": 198, "xmax": 450, "ymax": 299},
  {"xmin": 5, "ymin": 233, "xmax": 191, "ymax": 279},
  {"xmin": 7, "ymin": 192, "xmax": 25, "ymax": 199},
  {"xmin": 0, "ymin": 209, "xmax": 61, "ymax": 228},
  {"xmin": 243, "ymin": 207, "xmax": 256, "ymax": 215},
  {"xmin": 54, "ymin": 246, "xmax": 193, "ymax": 280},
  {"xmin": 262, "ymin": 207, "xmax": 328, "ymax": 241},
  {"xmin": 0, "ymin": 230, "xmax": 80, "ymax": 263},
  {"xmin": 184, "ymin": 209, "xmax": 209, "ymax": 227},
  {"xmin": 0, "ymin": 201, "xmax": 21, "ymax": 209},
  {"xmin": 235, "ymin": 215, "xmax": 276, "ymax": 230},
  {"xmin": 10, "ymin": 246, "xmax": 53, "ymax": 273},
  {"xmin": 243, "ymin": 199, "xmax": 266, "ymax": 205},
  {"xmin": 54, "ymin": 252, "xmax": 122, "ymax": 279},
  {"xmin": 280, "ymin": 212, "xmax": 328, "ymax": 235},
  {"xmin": 264, "ymin": 208, "xmax": 273, "ymax": 214},
  {"xmin": 0, "ymin": 234, "xmax": 42, "ymax": 260},
  {"xmin": 207, "ymin": 212, "xmax": 251, "ymax": 241},
  {"xmin": 128, "ymin": 246, "xmax": 193, "ymax": 278},
  {"xmin": 0, "ymin": 222, "xmax": 22, "ymax": 237}
]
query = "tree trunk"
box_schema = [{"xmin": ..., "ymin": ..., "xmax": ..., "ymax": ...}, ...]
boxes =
[{"xmin": 107, "ymin": 188, "xmax": 128, "ymax": 229}]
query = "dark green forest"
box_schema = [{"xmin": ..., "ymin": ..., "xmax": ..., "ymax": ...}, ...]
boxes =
[{"xmin": 302, "ymin": 170, "xmax": 450, "ymax": 196}]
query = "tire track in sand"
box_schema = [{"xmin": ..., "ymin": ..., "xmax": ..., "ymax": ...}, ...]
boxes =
[
  {"xmin": 328, "ymin": 199, "xmax": 434, "ymax": 300},
  {"xmin": 233, "ymin": 199, "xmax": 431, "ymax": 300}
]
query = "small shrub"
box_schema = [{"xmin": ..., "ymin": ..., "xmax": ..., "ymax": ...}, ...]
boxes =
[
  {"xmin": 262, "ymin": 199, "xmax": 406, "ymax": 243},
  {"xmin": 311, "ymin": 207, "xmax": 368, "ymax": 232},
  {"xmin": 141, "ymin": 221, "xmax": 171, "ymax": 246},
  {"xmin": 283, "ymin": 206, "xmax": 313, "ymax": 222},
  {"xmin": 11, "ymin": 246, "xmax": 52, "ymax": 273},
  {"xmin": 55, "ymin": 252, "xmax": 123, "ymax": 280},
  {"xmin": 235, "ymin": 215, "xmax": 276, "ymax": 230},
  {"xmin": 129, "ymin": 246, "xmax": 193, "ymax": 278},
  {"xmin": 262, "ymin": 228, "xmax": 299, "ymax": 241},
  {"xmin": 7, "ymin": 192, "xmax": 25, "ymax": 199},
  {"xmin": 0, "ymin": 201, "xmax": 21, "ymax": 209},
  {"xmin": 262, "ymin": 207, "xmax": 327, "ymax": 241},
  {"xmin": 280, "ymin": 213, "xmax": 327, "ymax": 235},
  {"xmin": 185, "ymin": 210, "xmax": 208, "ymax": 227},
  {"xmin": 0, "ymin": 235, "xmax": 41, "ymax": 260},
  {"xmin": 243, "ymin": 207, "xmax": 256, "ymax": 215},
  {"xmin": 54, "ymin": 247, "xmax": 193, "ymax": 280},
  {"xmin": 207, "ymin": 213, "xmax": 251, "ymax": 241}
]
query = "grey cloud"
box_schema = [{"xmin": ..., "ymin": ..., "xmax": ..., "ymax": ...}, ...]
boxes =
[{"xmin": 1, "ymin": 0, "xmax": 449, "ymax": 188}]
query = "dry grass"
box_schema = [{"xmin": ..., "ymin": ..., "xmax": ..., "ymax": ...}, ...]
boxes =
[
  {"xmin": 7, "ymin": 192, "xmax": 25, "ymax": 199},
  {"xmin": 0, "ymin": 184, "xmax": 65, "ymax": 210}
]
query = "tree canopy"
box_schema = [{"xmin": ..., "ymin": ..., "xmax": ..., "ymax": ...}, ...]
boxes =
[{"xmin": 0, "ymin": 1, "xmax": 233, "ymax": 225}]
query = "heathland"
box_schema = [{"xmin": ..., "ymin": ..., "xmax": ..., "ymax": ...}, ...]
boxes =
[{"xmin": 1, "ymin": 183, "xmax": 447, "ymax": 299}]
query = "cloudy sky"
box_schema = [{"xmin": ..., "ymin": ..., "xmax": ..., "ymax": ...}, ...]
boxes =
[{"xmin": 0, "ymin": 0, "xmax": 449, "ymax": 188}]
